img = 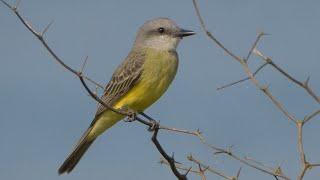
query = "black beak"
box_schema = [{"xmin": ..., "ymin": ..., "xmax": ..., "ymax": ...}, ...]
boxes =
[{"xmin": 177, "ymin": 29, "xmax": 196, "ymax": 38}]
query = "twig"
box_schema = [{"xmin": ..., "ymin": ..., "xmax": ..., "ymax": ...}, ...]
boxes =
[
  {"xmin": 192, "ymin": 1, "xmax": 298, "ymax": 179},
  {"xmin": 192, "ymin": 0, "xmax": 243, "ymax": 63},
  {"xmin": 245, "ymin": 156, "xmax": 279, "ymax": 172},
  {"xmin": 242, "ymin": 61, "xmax": 297, "ymax": 123},
  {"xmin": 160, "ymin": 158, "xmax": 201, "ymax": 175},
  {"xmin": 192, "ymin": 0, "xmax": 320, "ymax": 179},
  {"xmin": 187, "ymin": 155, "xmax": 236, "ymax": 180},
  {"xmin": 1, "ymin": 1, "xmax": 192, "ymax": 179},
  {"xmin": 196, "ymin": 133, "xmax": 290, "ymax": 180},
  {"xmin": 152, "ymin": 125, "xmax": 188, "ymax": 180},
  {"xmin": 217, "ymin": 62, "xmax": 269, "ymax": 90},
  {"xmin": 0, "ymin": 0, "xmax": 104, "ymax": 90},
  {"xmin": 193, "ymin": 0, "xmax": 296, "ymax": 123},
  {"xmin": 303, "ymin": 109, "xmax": 320, "ymax": 124},
  {"xmin": 296, "ymin": 121, "xmax": 307, "ymax": 180},
  {"xmin": 253, "ymin": 49, "xmax": 319, "ymax": 104},
  {"xmin": 244, "ymin": 32, "xmax": 267, "ymax": 62}
]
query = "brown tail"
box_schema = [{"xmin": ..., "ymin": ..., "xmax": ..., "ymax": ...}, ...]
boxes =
[{"xmin": 58, "ymin": 128, "xmax": 96, "ymax": 175}]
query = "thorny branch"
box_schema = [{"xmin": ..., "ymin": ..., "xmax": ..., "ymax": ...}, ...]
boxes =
[
  {"xmin": 217, "ymin": 62, "xmax": 269, "ymax": 90},
  {"xmin": 0, "ymin": 1, "xmax": 193, "ymax": 179},
  {"xmin": 188, "ymin": 154, "xmax": 237, "ymax": 180},
  {"xmin": 3, "ymin": 0, "xmax": 320, "ymax": 179},
  {"xmin": 162, "ymin": 126, "xmax": 290, "ymax": 179},
  {"xmin": 253, "ymin": 49, "xmax": 320, "ymax": 104},
  {"xmin": 0, "ymin": 0, "xmax": 104, "ymax": 90},
  {"xmin": 159, "ymin": 158, "xmax": 201, "ymax": 176},
  {"xmin": 192, "ymin": 0, "xmax": 320, "ymax": 179}
]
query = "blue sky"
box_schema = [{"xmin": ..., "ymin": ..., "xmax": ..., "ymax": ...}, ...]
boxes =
[{"xmin": 1, "ymin": 0, "xmax": 319, "ymax": 179}]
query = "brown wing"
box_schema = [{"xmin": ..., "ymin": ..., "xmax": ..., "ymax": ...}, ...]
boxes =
[{"xmin": 94, "ymin": 50, "xmax": 145, "ymax": 118}]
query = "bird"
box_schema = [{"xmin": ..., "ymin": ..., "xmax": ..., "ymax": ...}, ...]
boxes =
[{"xmin": 58, "ymin": 17, "xmax": 195, "ymax": 174}]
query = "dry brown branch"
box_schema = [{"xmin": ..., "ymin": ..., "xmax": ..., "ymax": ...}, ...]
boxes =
[
  {"xmin": 303, "ymin": 109, "xmax": 320, "ymax": 124},
  {"xmin": 0, "ymin": 0, "xmax": 104, "ymax": 90},
  {"xmin": 241, "ymin": 59, "xmax": 297, "ymax": 123},
  {"xmin": 160, "ymin": 158, "xmax": 201, "ymax": 175},
  {"xmin": 187, "ymin": 155, "xmax": 236, "ymax": 180},
  {"xmin": 245, "ymin": 156, "xmax": 281, "ymax": 173},
  {"xmin": 197, "ymin": 164, "xmax": 207, "ymax": 180},
  {"xmin": 192, "ymin": 0, "xmax": 242, "ymax": 63},
  {"xmin": 165, "ymin": 126, "xmax": 290, "ymax": 179},
  {"xmin": 0, "ymin": 1, "xmax": 195, "ymax": 179},
  {"xmin": 244, "ymin": 32, "xmax": 267, "ymax": 62},
  {"xmin": 217, "ymin": 62, "xmax": 269, "ymax": 90},
  {"xmin": 192, "ymin": 0, "xmax": 320, "ymax": 180},
  {"xmin": 253, "ymin": 49, "xmax": 319, "ymax": 104},
  {"xmin": 193, "ymin": 0, "xmax": 296, "ymax": 123}
]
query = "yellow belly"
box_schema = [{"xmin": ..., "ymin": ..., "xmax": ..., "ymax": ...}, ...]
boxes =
[
  {"xmin": 115, "ymin": 50, "xmax": 178, "ymax": 111},
  {"xmin": 89, "ymin": 50, "xmax": 178, "ymax": 138}
]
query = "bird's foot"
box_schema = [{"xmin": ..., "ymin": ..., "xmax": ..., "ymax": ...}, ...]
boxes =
[
  {"xmin": 148, "ymin": 119, "xmax": 159, "ymax": 132},
  {"xmin": 124, "ymin": 109, "xmax": 137, "ymax": 122}
]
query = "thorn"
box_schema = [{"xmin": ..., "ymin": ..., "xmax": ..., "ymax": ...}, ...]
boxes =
[
  {"xmin": 174, "ymin": 161, "xmax": 182, "ymax": 165},
  {"xmin": 41, "ymin": 20, "xmax": 54, "ymax": 36},
  {"xmin": 197, "ymin": 163, "xmax": 202, "ymax": 171},
  {"xmin": 184, "ymin": 167, "xmax": 192, "ymax": 176},
  {"xmin": 260, "ymin": 32, "xmax": 271, "ymax": 36},
  {"xmin": 13, "ymin": 0, "xmax": 21, "ymax": 11},
  {"xmin": 171, "ymin": 152, "xmax": 175, "ymax": 159},
  {"xmin": 236, "ymin": 167, "xmax": 242, "ymax": 179},
  {"xmin": 196, "ymin": 128, "xmax": 202, "ymax": 135},
  {"xmin": 260, "ymin": 84, "xmax": 269, "ymax": 92},
  {"xmin": 304, "ymin": 76, "xmax": 310, "ymax": 86},
  {"xmin": 80, "ymin": 56, "xmax": 89, "ymax": 73}
]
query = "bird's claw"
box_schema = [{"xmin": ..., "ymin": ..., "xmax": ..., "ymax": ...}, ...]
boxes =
[
  {"xmin": 124, "ymin": 110, "xmax": 137, "ymax": 122},
  {"xmin": 148, "ymin": 120, "xmax": 159, "ymax": 131}
]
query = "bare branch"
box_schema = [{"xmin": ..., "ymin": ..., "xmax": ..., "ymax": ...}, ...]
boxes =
[
  {"xmin": 0, "ymin": 0, "xmax": 104, "ymax": 89},
  {"xmin": 192, "ymin": 1, "xmax": 297, "ymax": 179},
  {"xmin": 160, "ymin": 158, "xmax": 201, "ymax": 175},
  {"xmin": 41, "ymin": 20, "xmax": 54, "ymax": 37},
  {"xmin": 303, "ymin": 109, "xmax": 320, "ymax": 124},
  {"xmin": 1, "ymin": 1, "xmax": 195, "ymax": 179},
  {"xmin": 244, "ymin": 32, "xmax": 267, "ymax": 62},
  {"xmin": 192, "ymin": 0, "xmax": 243, "ymax": 63},
  {"xmin": 151, "ymin": 124, "xmax": 188, "ymax": 180},
  {"xmin": 254, "ymin": 49, "xmax": 320, "ymax": 104},
  {"xmin": 217, "ymin": 62, "xmax": 269, "ymax": 90},
  {"xmin": 236, "ymin": 167, "xmax": 242, "ymax": 180},
  {"xmin": 242, "ymin": 62, "xmax": 297, "ymax": 123},
  {"xmin": 192, "ymin": 132, "xmax": 290, "ymax": 179},
  {"xmin": 188, "ymin": 155, "xmax": 235, "ymax": 180},
  {"xmin": 193, "ymin": 0, "xmax": 296, "ymax": 123},
  {"xmin": 80, "ymin": 56, "xmax": 89, "ymax": 73},
  {"xmin": 197, "ymin": 163, "xmax": 207, "ymax": 180},
  {"xmin": 297, "ymin": 121, "xmax": 307, "ymax": 180}
]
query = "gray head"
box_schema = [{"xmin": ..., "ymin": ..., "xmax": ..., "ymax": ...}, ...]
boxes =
[{"xmin": 133, "ymin": 18, "xmax": 195, "ymax": 51}]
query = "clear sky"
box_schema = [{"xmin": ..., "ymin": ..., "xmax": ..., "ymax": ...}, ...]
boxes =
[{"xmin": 1, "ymin": 0, "xmax": 319, "ymax": 179}]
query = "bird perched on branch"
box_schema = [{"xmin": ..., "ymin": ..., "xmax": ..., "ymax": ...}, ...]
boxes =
[{"xmin": 58, "ymin": 17, "xmax": 195, "ymax": 174}]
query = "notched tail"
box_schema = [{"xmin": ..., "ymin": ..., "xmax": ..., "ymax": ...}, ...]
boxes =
[{"xmin": 58, "ymin": 128, "xmax": 96, "ymax": 175}]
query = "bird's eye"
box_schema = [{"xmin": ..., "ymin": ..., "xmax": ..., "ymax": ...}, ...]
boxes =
[{"xmin": 158, "ymin": 27, "xmax": 165, "ymax": 33}]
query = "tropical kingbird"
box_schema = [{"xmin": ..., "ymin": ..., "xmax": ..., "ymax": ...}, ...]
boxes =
[{"xmin": 58, "ymin": 17, "xmax": 195, "ymax": 174}]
